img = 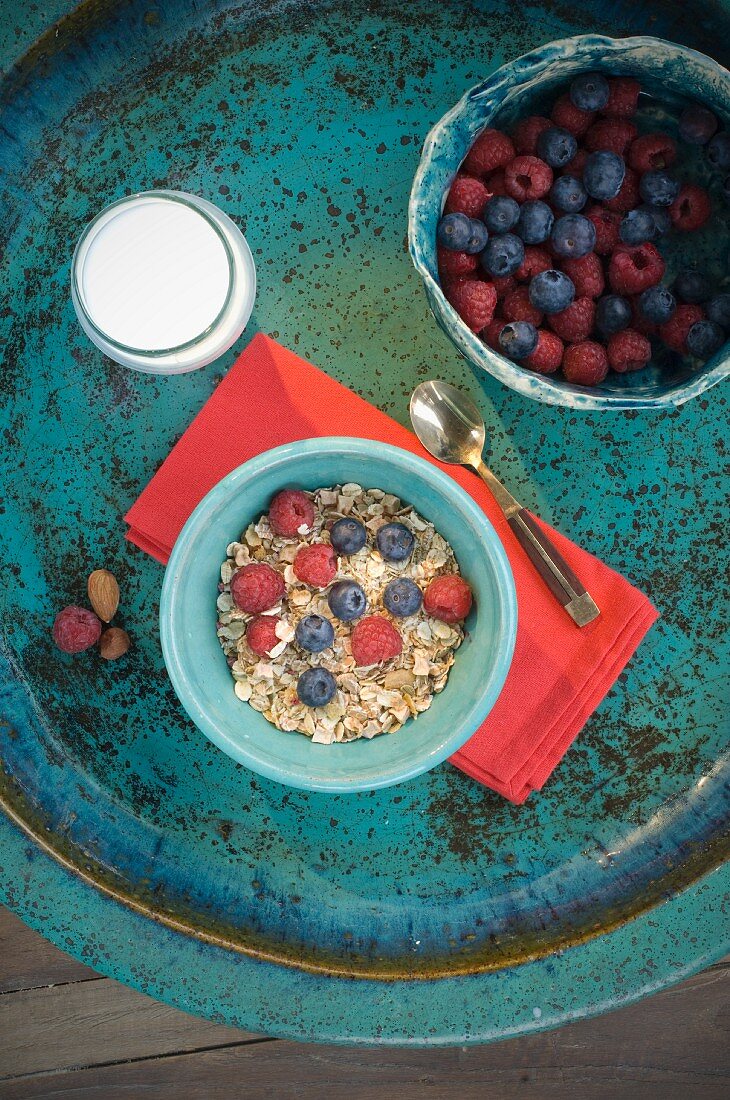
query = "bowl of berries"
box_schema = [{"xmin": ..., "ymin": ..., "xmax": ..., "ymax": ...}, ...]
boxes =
[
  {"xmin": 160, "ymin": 437, "xmax": 517, "ymax": 792},
  {"xmin": 409, "ymin": 35, "xmax": 730, "ymax": 409}
]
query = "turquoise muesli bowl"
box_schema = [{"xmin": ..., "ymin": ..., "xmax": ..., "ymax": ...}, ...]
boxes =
[
  {"xmin": 409, "ymin": 35, "xmax": 730, "ymax": 410},
  {"xmin": 160, "ymin": 438, "xmax": 517, "ymax": 793}
]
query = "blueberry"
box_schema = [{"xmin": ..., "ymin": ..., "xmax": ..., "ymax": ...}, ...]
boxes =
[
  {"xmin": 707, "ymin": 131, "xmax": 730, "ymax": 171},
  {"xmin": 678, "ymin": 104, "xmax": 718, "ymax": 145},
  {"xmin": 327, "ymin": 580, "xmax": 367, "ymax": 621},
  {"xmin": 529, "ymin": 269, "xmax": 576, "ymax": 314},
  {"xmin": 513, "ymin": 200, "xmax": 553, "ymax": 245},
  {"xmin": 619, "ymin": 208, "xmax": 656, "ymax": 245},
  {"xmin": 383, "ymin": 578, "xmax": 423, "ymax": 618},
  {"xmin": 570, "ymin": 72, "xmax": 610, "ymax": 112},
  {"xmin": 498, "ymin": 321, "xmax": 539, "ymax": 360},
  {"xmin": 639, "ymin": 169, "xmax": 680, "ymax": 207},
  {"xmin": 295, "ymin": 614, "xmax": 335, "ymax": 653},
  {"xmin": 596, "ymin": 295, "xmax": 632, "ymax": 336},
  {"xmin": 639, "ymin": 203, "xmax": 671, "ymax": 237},
  {"xmin": 549, "ymin": 174, "xmax": 587, "ymax": 213},
  {"xmin": 437, "ymin": 212, "xmax": 472, "ymax": 250},
  {"xmin": 536, "ymin": 126, "xmax": 578, "ymax": 169},
  {"xmin": 296, "ymin": 667, "xmax": 337, "ymax": 708},
  {"xmin": 638, "ymin": 285, "xmax": 676, "ymax": 324},
  {"xmin": 583, "ymin": 151, "xmax": 626, "ymax": 200},
  {"xmin": 673, "ymin": 269, "xmax": 711, "ymax": 304},
  {"xmin": 686, "ymin": 320, "xmax": 726, "ymax": 359},
  {"xmin": 550, "ymin": 213, "xmax": 596, "ymax": 258},
  {"xmin": 375, "ymin": 522, "xmax": 415, "ymax": 562},
  {"xmin": 706, "ymin": 293, "xmax": 730, "ymax": 328},
  {"xmin": 464, "ymin": 218, "xmax": 489, "ymax": 254},
  {"xmin": 482, "ymin": 195, "xmax": 520, "ymax": 234},
  {"xmin": 480, "ymin": 232, "xmax": 525, "ymax": 277},
  {"xmin": 330, "ymin": 517, "xmax": 367, "ymax": 555}
]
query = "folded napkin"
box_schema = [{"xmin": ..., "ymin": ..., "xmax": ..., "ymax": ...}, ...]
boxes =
[{"xmin": 126, "ymin": 333, "xmax": 658, "ymax": 803}]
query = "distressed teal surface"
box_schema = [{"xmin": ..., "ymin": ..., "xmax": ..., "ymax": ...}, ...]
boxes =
[{"xmin": 0, "ymin": 0, "xmax": 728, "ymax": 1043}]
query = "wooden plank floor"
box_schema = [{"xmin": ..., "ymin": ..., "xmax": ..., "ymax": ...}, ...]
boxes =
[{"xmin": 0, "ymin": 905, "xmax": 728, "ymax": 1099}]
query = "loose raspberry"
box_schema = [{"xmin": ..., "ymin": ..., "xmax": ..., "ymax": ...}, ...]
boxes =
[
  {"xmin": 491, "ymin": 274, "xmax": 517, "ymax": 298},
  {"xmin": 659, "ymin": 304, "xmax": 705, "ymax": 354},
  {"xmin": 294, "ymin": 543, "xmax": 337, "ymax": 588},
  {"xmin": 463, "ymin": 128, "xmax": 516, "ymax": 177},
  {"xmin": 523, "ymin": 329, "xmax": 564, "ymax": 374},
  {"xmin": 512, "ymin": 115, "xmax": 553, "ymax": 154},
  {"xmin": 607, "ymin": 329, "xmax": 652, "ymax": 372},
  {"xmin": 561, "ymin": 147, "xmax": 589, "ymax": 177},
  {"xmin": 608, "ymin": 241, "xmax": 665, "ymax": 295},
  {"xmin": 504, "ymin": 156, "xmax": 553, "ymax": 202},
  {"xmin": 446, "ymin": 277, "xmax": 497, "ymax": 331},
  {"xmin": 437, "ymin": 245, "xmax": 479, "ymax": 280},
  {"xmin": 445, "ymin": 174, "xmax": 491, "ymax": 219},
  {"xmin": 562, "ymin": 341, "xmax": 609, "ymax": 385},
  {"xmin": 269, "ymin": 489, "xmax": 314, "ymax": 538},
  {"xmin": 423, "ymin": 574, "xmax": 473, "ymax": 623},
  {"xmin": 560, "ymin": 253, "xmax": 605, "ymax": 298},
  {"xmin": 628, "ymin": 133, "xmax": 677, "ymax": 173},
  {"xmin": 604, "ymin": 168, "xmax": 640, "ymax": 213},
  {"xmin": 669, "ymin": 183, "xmax": 712, "ymax": 231},
  {"xmin": 502, "ymin": 285, "xmax": 543, "ymax": 326},
  {"xmin": 603, "ymin": 77, "xmax": 641, "ymax": 118},
  {"xmin": 350, "ymin": 615, "xmax": 403, "ymax": 667},
  {"xmin": 547, "ymin": 297, "xmax": 596, "ymax": 342},
  {"xmin": 585, "ymin": 204, "xmax": 621, "ymax": 254},
  {"xmin": 246, "ymin": 615, "xmax": 282, "ymax": 657},
  {"xmin": 486, "ymin": 169, "xmax": 508, "ymax": 196},
  {"xmin": 53, "ymin": 606, "xmax": 102, "ymax": 654},
  {"xmin": 482, "ymin": 317, "xmax": 506, "ymax": 349},
  {"xmin": 585, "ymin": 118, "xmax": 638, "ymax": 156},
  {"xmin": 551, "ymin": 93, "xmax": 595, "ymax": 136},
  {"xmin": 231, "ymin": 563, "xmax": 285, "ymax": 613},
  {"xmin": 516, "ymin": 245, "xmax": 552, "ymax": 282}
]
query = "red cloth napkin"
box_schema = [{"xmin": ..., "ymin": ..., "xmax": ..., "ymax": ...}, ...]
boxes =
[{"xmin": 126, "ymin": 333, "xmax": 658, "ymax": 802}]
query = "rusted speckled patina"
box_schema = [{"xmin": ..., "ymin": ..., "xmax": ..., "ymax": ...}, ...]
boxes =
[{"xmin": 0, "ymin": 0, "xmax": 728, "ymax": 1044}]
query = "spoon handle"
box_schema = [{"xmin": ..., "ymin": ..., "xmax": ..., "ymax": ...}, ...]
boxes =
[{"xmin": 475, "ymin": 461, "xmax": 600, "ymax": 627}]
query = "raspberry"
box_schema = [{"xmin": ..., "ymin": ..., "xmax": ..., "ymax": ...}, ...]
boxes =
[
  {"xmin": 585, "ymin": 118, "xmax": 638, "ymax": 156},
  {"xmin": 560, "ymin": 253, "xmax": 604, "ymax": 298},
  {"xmin": 669, "ymin": 183, "xmax": 712, "ymax": 231},
  {"xmin": 231, "ymin": 563, "xmax": 285, "ymax": 613},
  {"xmin": 483, "ymin": 317, "xmax": 506, "ymax": 349},
  {"xmin": 547, "ymin": 296, "xmax": 595, "ymax": 342},
  {"xmin": 269, "ymin": 489, "xmax": 314, "ymax": 537},
  {"xmin": 423, "ymin": 574, "xmax": 473, "ymax": 623},
  {"xmin": 350, "ymin": 615, "xmax": 402, "ymax": 667},
  {"xmin": 502, "ymin": 285, "xmax": 543, "ymax": 326},
  {"xmin": 246, "ymin": 615, "xmax": 282, "ymax": 657},
  {"xmin": 562, "ymin": 341, "xmax": 609, "ymax": 385},
  {"xmin": 603, "ymin": 168, "xmax": 640, "ymax": 213},
  {"xmin": 516, "ymin": 245, "xmax": 552, "ymax": 282},
  {"xmin": 491, "ymin": 274, "xmax": 517, "ymax": 298},
  {"xmin": 628, "ymin": 133, "xmax": 677, "ymax": 174},
  {"xmin": 486, "ymin": 169, "xmax": 508, "ymax": 196},
  {"xmin": 294, "ymin": 543, "xmax": 337, "ymax": 587},
  {"xmin": 659, "ymin": 304, "xmax": 705, "ymax": 354},
  {"xmin": 52, "ymin": 606, "xmax": 102, "ymax": 654},
  {"xmin": 585, "ymin": 204, "xmax": 621, "ymax": 254},
  {"xmin": 603, "ymin": 77, "xmax": 641, "ymax": 118},
  {"xmin": 445, "ymin": 174, "xmax": 491, "ymax": 219},
  {"xmin": 608, "ymin": 241, "xmax": 665, "ymax": 295},
  {"xmin": 561, "ymin": 148, "xmax": 588, "ymax": 178},
  {"xmin": 504, "ymin": 156, "xmax": 553, "ymax": 202},
  {"xmin": 463, "ymin": 128, "xmax": 516, "ymax": 177},
  {"xmin": 551, "ymin": 93, "xmax": 595, "ymax": 136},
  {"xmin": 607, "ymin": 329, "xmax": 652, "ymax": 372},
  {"xmin": 445, "ymin": 277, "xmax": 497, "ymax": 331},
  {"xmin": 523, "ymin": 329, "xmax": 564, "ymax": 374},
  {"xmin": 513, "ymin": 115, "xmax": 553, "ymax": 154},
  {"xmin": 437, "ymin": 245, "xmax": 479, "ymax": 280}
]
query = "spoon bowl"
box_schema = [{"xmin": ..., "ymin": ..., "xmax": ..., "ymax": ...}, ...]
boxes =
[{"xmin": 409, "ymin": 380, "xmax": 486, "ymax": 467}]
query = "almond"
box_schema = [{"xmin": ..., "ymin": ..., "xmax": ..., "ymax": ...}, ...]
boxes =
[
  {"xmin": 99, "ymin": 627, "xmax": 130, "ymax": 661},
  {"xmin": 87, "ymin": 569, "xmax": 120, "ymax": 622}
]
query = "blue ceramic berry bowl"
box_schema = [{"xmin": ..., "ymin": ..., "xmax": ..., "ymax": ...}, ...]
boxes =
[
  {"xmin": 409, "ymin": 35, "xmax": 730, "ymax": 410},
  {"xmin": 160, "ymin": 438, "xmax": 517, "ymax": 792}
]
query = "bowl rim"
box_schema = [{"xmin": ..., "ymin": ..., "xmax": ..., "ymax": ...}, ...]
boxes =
[
  {"xmin": 408, "ymin": 33, "xmax": 730, "ymax": 410},
  {"xmin": 159, "ymin": 437, "xmax": 518, "ymax": 792}
]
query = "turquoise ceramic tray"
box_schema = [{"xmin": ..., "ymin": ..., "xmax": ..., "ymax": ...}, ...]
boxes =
[{"xmin": 0, "ymin": 0, "xmax": 728, "ymax": 1045}]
